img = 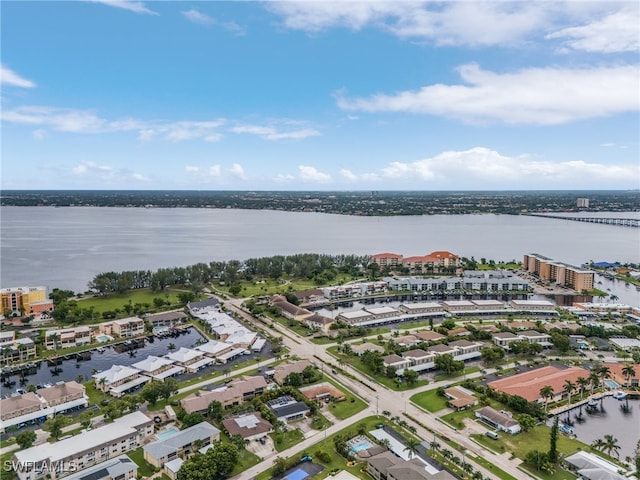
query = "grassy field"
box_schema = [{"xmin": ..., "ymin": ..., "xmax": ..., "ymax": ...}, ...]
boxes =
[
  {"xmin": 128, "ymin": 446, "xmax": 159, "ymax": 477},
  {"xmin": 217, "ymin": 274, "xmax": 359, "ymax": 298},
  {"xmin": 410, "ymin": 389, "xmax": 448, "ymax": 413},
  {"xmin": 317, "ymin": 375, "xmax": 368, "ymax": 420},
  {"xmin": 73, "ymin": 289, "xmax": 187, "ymax": 314},
  {"xmin": 433, "ymin": 365, "xmax": 481, "ymax": 382},
  {"xmin": 271, "ymin": 428, "xmax": 305, "ymax": 452}
]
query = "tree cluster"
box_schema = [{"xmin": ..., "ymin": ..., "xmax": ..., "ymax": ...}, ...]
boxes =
[{"xmin": 177, "ymin": 443, "xmax": 239, "ymax": 480}]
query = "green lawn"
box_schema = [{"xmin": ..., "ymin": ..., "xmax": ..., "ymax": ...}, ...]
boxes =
[
  {"xmin": 271, "ymin": 428, "xmax": 305, "ymax": 452},
  {"xmin": 217, "ymin": 432, "xmax": 261, "ymax": 475},
  {"xmin": 1, "ymin": 450, "xmax": 18, "ymax": 480},
  {"xmin": 411, "ymin": 389, "xmax": 448, "ymax": 413},
  {"xmin": 128, "ymin": 447, "xmax": 159, "ymax": 477},
  {"xmin": 433, "ymin": 366, "xmax": 481, "ymax": 382},
  {"xmin": 73, "ymin": 289, "xmax": 186, "ymax": 314},
  {"xmin": 317, "ymin": 375, "xmax": 367, "ymax": 420}
]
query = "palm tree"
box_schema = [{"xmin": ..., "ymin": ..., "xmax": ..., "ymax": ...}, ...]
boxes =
[
  {"xmin": 602, "ymin": 434, "xmax": 621, "ymax": 459},
  {"xmin": 622, "ymin": 364, "xmax": 636, "ymax": 387},
  {"xmin": 564, "ymin": 380, "xmax": 575, "ymax": 406},
  {"xmin": 403, "ymin": 438, "xmax": 420, "ymax": 460},
  {"xmin": 576, "ymin": 376, "xmax": 589, "ymax": 399},
  {"xmin": 540, "ymin": 385, "xmax": 554, "ymax": 412},
  {"xmin": 598, "ymin": 366, "xmax": 611, "ymax": 393},
  {"xmin": 429, "ymin": 440, "xmax": 440, "ymax": 453},
  {"xmin": 592, "ymin": 438, "xmax": 606, "ymax": 451},
  {"xmin": 588, "ymin": 372, "xmax": 600, "ymax": 397}
]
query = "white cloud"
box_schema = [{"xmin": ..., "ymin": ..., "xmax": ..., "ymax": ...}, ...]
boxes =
[
  {"xmin": 546, "ymin": 6, "xmax": 640, "ymax": 53},
  {"xmin": 336, "ymin": 63, "xmax": 639, "ymax": 125},
  {"xmin": 182, "ymin": 9, "xmax": 216, "ymax": 25},
  {"xmin": 1, "ymin": 106, "xmax": 227, "ymax": 142},
  {"xmin": 91, "ymin": 0, "xmax": 158, "ymax": 15},
  {"xmin": 231, "ymin": 123, "xmax": 320, "ymax": 140},
  {"xmin": 274, "ymin": 173, "xmax": 295, "ymax": 183},
  {"xmin": 208, "ymin": 165, "xmax": 222, "ymax": 177},
  {"xmin": 181, "ymin": 8, "xmax": 246, "ymax": 34},
  {"xmin": 298, "ymin": 165, "xmax": 331, "ymax": 183},
  {"xmin": 1, "ymin": 65, "xmax": 36, "ymax": 88},
  {"xmin": 267, "ymin": 2, "xmax": 639, "ymax": 51},
  {"xmin": 228, "ymin": 163, "xmax": 246, "ymax": 180},
  {"xmin": 600, "ymin": 143, "xmax": 617, "ymax": 147},
  {"xmin": 70, "ymin": 160, "xmax": 147, "ymax": 182},
  {"xmin": 343, "ymin": 147, "xmax": 638, "ymax": 187},
  {"xmin": 340, "ymin": 169, "xmax": 358, "ymax": 181}
]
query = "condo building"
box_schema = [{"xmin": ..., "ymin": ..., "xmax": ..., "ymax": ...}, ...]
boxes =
[
  {"xmin": 523, "ymin": 254, "xmax": 594, "ymax": 291},
  {"xmin": 1, "ymin": 287, "xmax": 53, "ymax": 317}
]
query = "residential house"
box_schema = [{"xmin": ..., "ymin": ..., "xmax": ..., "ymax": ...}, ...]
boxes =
[
  {"xmin": 267, "ymin": 396, "xmax": 310, "ymax": 424},
  {"xmin": 222, "ymin": 413, "xmax": 273, "ymax": 441},
  {"xmin": 443, "ymin": 386, "xmax": 477, "ymax": 411},
  {"xmin": 350, "ymin": 343, "xmax": 385, "ymax": 356},
  {"xmin": 475, "ymin": 406, "xmax": 521, "ymax": 434},
  {"xmin": 273, "ymin": 360, "xmax": 313, "ymax": 385},
  {"xmin": 143, "ymin": 422, "xmax": 220, "ymax": 468},
  {"xmin": 299, "ymin": 383, "xmax": 346, "ymax": 402}
]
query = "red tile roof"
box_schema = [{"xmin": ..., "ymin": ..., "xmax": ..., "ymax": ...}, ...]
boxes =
[{"xmin": 488, "ymin": 366, "xmax": 590, "ymax": 402}]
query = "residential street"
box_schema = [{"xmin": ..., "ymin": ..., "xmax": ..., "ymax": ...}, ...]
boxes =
[{"xmin": 225, "ymin": 300, "xmax": 533, "ymax": 480}]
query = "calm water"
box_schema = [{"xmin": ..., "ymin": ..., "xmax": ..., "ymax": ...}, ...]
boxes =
[
  {"xmin": 0, "ymin": 327, "xmax": 271, "ymax": 391},
  {"xmin": 1, "ymin": 207, "xmax": 638, "ymax": 299},
  {"xmin": 558, "ymin": 396, "xmax": 640, "ymax": 461}
]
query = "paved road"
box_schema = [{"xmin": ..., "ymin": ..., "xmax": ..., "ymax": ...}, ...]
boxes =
[{"xmin": 225, "ymin": 300, "xmax": 534, "ymax": 480}]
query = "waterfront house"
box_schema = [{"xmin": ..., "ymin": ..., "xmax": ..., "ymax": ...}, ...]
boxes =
[
  {"xmin": 93, "ymin": 365, "xmax": 150, "ymax": 397},
  {"xmin": 143, "ymin": 421, "xmax": 220, "ymax": 468}
]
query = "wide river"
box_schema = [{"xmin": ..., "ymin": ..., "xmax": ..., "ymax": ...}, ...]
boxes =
[{"xmin": 1, "ymin": 207, "xmax": 639, "ymax": 300}]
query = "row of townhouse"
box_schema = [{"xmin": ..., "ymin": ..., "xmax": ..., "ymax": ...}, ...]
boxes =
[
  {"xmin": 335, "ymin": 299, "xmax": 557, "ymax": 328},
  {"xmin": 93, "ymin": 343, "xmax": 226, "ymax": 397},
  {"xmin": 0, "ymin": 331, "xmax": 36, "ymax": 364},
  {"xmin": 180, "ymin": 375, "xmax": 268, "ymax": 414},
  {"xmin": 13, "ymin": 411, "xmax": 153, "ymax": 480},
  {"xmin": 382, "ymin": 339, "xmax": 483, "ymax": 374},
  {"xmin": 385, "ymin": 271, "xmax": 530, "ymax": 292},
  {"xmin": 322, "ymin": 281, "xmax": 388, "ymax": 300},
  {"xmin": 0, "ymin": 381, "xmax": 88, "ymax": 432},
  {"xmin": 523, "ymin": 253, "xmax": 594, "ymax": 291},
  {"xmin": 40, "ymin": 311, "xmax": 188, "ymax": 351},
  {"xmin": 372, "ymin": 251, "xmax": 460, "ymax": 274},
  {"xmin": 492, "ymin": 330, "xmax": 553, "ymax": 350}
]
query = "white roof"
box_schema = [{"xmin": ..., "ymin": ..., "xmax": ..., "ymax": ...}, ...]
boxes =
[
  {"xmin": 13, "ymin": 412, "xmax": 150, "ymax": 464},
  {"xmin": 164, "ymin": 458, "xmax": 184, "ymax": 474},
  {"xmin": 443, "ymin": 300, "xmax": 475, "ymax": 307},
  {"xmin": 113, "ymin": 316, "xmax": 143, "ymax": 325},
  {"xmin": 400, "ymin": 302, "xmax": 441, "ymax": 309},
  {"xmin": 93, "ymin": 365, "xmax": 140, "ymax": 385},
  {"xmin": 235, "ymin": 414, "xmax": 259, "ymax": 428},
  {"xmin": 110, "ymin": 376, "xmax": 151, "ymax": 394},
  {"xmin": 150, "ymin": 366, "xmax": 185, "ymax": 380},
  {"xmin": 196, "ymin": 341, "xmax": 231, "ymax": 356},
  {"xmin": 340, "ymin": 310, "xmax": 371, "ymax": 319},
  {"xmin": 472, "ymin": 300, "xmax": 504, "ymax": 306},
  {"xmin": 225, "ymin": 330, "xmax": 256, "ymax": 345},
  {"xmin": 511, "ymin": 299, "xmax": 555, "ymax": 307},
  {"xmin": 165, "ymin": 347, "xmax": 203, "ymax": 364},
  {"xmin": 365, "ymin": 306, "xmax": 400, "ymax": 315},
  {"xmin": 217, "ymin": 347, "xmax": 246, "ymax": 361},
  {"xmin": 132, "ymin": 355, "xmax": 175, "ymax": 373}
]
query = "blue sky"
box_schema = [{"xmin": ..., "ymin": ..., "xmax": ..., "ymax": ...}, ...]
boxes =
[{"xmin": 1, "ymin": 1, "xmax": 639, "ymax": 190}]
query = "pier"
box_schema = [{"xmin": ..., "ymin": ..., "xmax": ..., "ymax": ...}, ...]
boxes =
[{"xmin": 525, "ymin": 214, "xmax": 639, "ymax": 228}]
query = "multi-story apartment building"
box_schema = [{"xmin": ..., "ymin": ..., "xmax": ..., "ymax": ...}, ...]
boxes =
[
  {"xmin": 1, "ymin": 381, "xmax": 89, "ymax": 432},
  {"xmin": 1, "ymin": 286, "xmax": 53, "ymax": 317},
  {"xmin": 0, "ymin": 332, "xmax": 37, "ymax": 364},
  {"xmin": 12, "ymin": 412, "xmax": 153, "ymax": 480},
  {"xmin": 62, "ymin": 455, "xmax": 138, "ymax": 480},
  {"xmin": 145, "ymin": 311, "xmax": 188, "ymax": 330},
  {"xmin": 524, "ymin": 254, "xmax": 594, "ymax": 291},
  {"xmin": 111, "ymin": 317, "xmax": 145, "ymax": 337},
  {"xmin": 45, "ymin": 327, "xmax": 91, "ymax": 350},
  {"xmin": 370, "ymin": 253, "xmax": 403, "ymax": 270}
]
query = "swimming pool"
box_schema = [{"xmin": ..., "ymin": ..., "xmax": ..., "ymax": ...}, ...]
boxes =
[
  {"xmin": 349, "ymin": 436, "xmax": 374, "ymax": 453},
  {"xmin": 604, "ymin": 379, "xmax": 620, "ymax": 390},
  {"xmin": 95, "ymin": 334, "xmax": 113, "ymax": 343},
  {"xmin": 156, "ymin": 427, "xmax": 179, "ymax": 440}
]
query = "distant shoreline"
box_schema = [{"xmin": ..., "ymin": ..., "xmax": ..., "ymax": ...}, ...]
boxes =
[{"xmin": 2, "ymin": 190, "xmax": 638, "ymax": 216}]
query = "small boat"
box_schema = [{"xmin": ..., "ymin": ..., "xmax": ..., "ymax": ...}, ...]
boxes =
[
  {"xmin": 96, "ymin": 347, "xmax": 105, "ymax": 353},
  {"xmin": 560, "ymin": 424, "xmax": 574, "ymax": 435},
  {"xmin": 587, "ymin": 399, "xmax": 598, "ymax": 407},
  {"xmin": 612, "ymin": 391, "xmax": 627, "ymax": 400}
]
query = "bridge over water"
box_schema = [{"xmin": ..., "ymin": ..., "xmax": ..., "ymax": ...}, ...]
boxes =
[{"xmin": 525, "ymin": 213, "xmax": 639, "ymax": 228}]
